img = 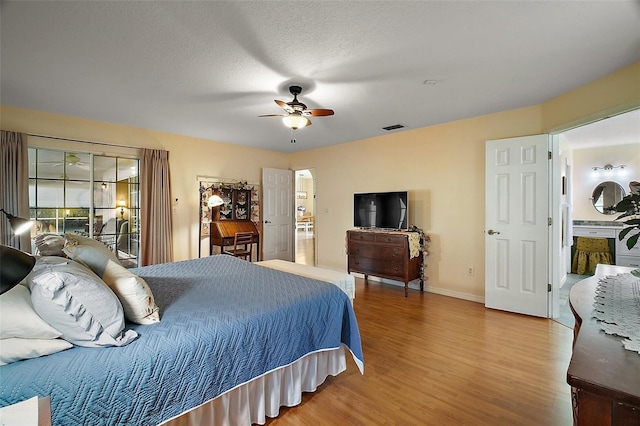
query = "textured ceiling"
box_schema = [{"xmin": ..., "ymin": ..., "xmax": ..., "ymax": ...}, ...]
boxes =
[{"xmin": 1, "ymin": 1, "xmax": 639, "ymax": 153}]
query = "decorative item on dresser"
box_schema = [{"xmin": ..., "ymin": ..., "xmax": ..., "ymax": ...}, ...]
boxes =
[
  {"xmin": 347, "ymin": 227, "xmax": 426, "ymax": 297},
  {"xmin": 567, "ymin": 264, "xmax": 640, "ymax": 426}
]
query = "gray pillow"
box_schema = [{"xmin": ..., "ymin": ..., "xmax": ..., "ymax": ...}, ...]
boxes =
[
  {"xmin": 28, "ymin": 256, "xmax": 138, "ymax": 348},
  {"xmin": 63, "ymin": 233, "xmax": 121, "ymax": 277}
]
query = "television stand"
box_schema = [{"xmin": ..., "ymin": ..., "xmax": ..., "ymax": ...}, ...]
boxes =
[{"xmin": 347, "ymin": 229, "xmax": 424, "ymax": 297}]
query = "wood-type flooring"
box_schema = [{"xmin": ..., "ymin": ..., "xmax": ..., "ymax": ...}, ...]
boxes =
[{"xmin": 266, "ymin": 278, "xmax": 574, "ymax": 426}]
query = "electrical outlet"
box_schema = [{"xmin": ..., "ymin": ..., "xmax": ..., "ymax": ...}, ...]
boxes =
[{"xmin": 467, "ymin": 267, "xmax": 474, "ymax": 276}]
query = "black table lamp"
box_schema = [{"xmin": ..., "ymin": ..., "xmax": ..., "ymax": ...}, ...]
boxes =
[
  {"xmin": 0, "ymin": 209, "xmax": 36, "ymax": 294},
  {"xmin": 0, "ymin": 245, "xmax": 36, "ymax": 294}
]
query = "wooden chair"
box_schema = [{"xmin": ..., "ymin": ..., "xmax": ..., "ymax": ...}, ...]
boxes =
[{"xmin": 223, "ymin": 231, "xmax": 254, "ymax": 261}]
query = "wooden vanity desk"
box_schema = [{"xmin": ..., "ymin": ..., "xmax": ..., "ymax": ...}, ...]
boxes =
[
  {"xmin": 210, "ymin": 220, "xmax": 260, "ymax": 261},
  {"xmin": 567, "ymin": 264, "xmax": 640, "ymax": 425}
]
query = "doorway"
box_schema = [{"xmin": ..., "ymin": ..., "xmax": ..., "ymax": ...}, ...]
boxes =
[
  {"xmin": 294, "ymin": 169, "xmax": 316, "ymax": 265},
  {"xmin": 553, "ymin": 108, "xmax": 640, "ymax": 328}
]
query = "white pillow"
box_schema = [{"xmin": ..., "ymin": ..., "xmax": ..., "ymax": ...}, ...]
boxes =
[
  {"xmin": 102, "ymin": 259, "xmax": 160, "ymax": 325},
  {"xmin": 0, "ymin": 284, "xmax": 62, "ymax": 339},
  {"xmin": 0, "ymin": 338, "xmax": 72, "ymax": 366},
  {"xmin": 28, "ymin": 256, "xmax": 138, "ymax": 348}
]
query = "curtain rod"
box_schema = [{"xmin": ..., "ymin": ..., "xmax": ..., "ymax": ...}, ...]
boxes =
[{"xmin": 27, "ymin": 133, "xmax": 141, "ymax": 150}]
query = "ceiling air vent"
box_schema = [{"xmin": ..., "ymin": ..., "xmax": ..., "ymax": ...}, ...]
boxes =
[{"xmin": 382, "ymin": 124, "xmax": 406, "ymax": 131}]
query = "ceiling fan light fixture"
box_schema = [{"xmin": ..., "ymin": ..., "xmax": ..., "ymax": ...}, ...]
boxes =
[
  {"xmin": 282, "ymin": 114, "xmax": 309, "ymax": 130},
  {"xmin": 65, "ymin": 153, "xmax": 81, "ymax": 165}
]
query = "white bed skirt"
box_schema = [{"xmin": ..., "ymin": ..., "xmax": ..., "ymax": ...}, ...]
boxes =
[{"xmin": 160, "ymin": 345, "xmax": 348, "ymax": 426}]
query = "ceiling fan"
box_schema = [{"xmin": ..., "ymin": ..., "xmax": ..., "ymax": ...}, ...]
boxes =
[
  {"xmin": 259, "ymin": 85, "xmax": 334, "ymax": 130},
  {"xmin": 40, "ymin": 153, "xmax": 89, "ymax": 169}
]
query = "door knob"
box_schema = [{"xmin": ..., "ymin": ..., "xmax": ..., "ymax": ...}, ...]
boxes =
[
  {"xmin": 487, "ymin": 229, "xmax": 500, "ymax": 235},
  {"xmin": 264, "ymin": 220, "xmax": 272, "ymax": 224}
]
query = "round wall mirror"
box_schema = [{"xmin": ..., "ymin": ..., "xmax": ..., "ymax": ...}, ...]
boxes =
[{"xmin": 591, "ymin": 181, "xmax": 625, "ymax": 215}]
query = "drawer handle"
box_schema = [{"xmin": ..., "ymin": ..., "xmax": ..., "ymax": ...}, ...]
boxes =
[{"xmin": 393, "ymin": 267, "xmax": 399, "ymax": 272}]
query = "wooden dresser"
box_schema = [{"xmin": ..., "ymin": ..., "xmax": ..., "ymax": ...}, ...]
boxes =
[
  {"xmin": 567, "ymin": 264, "xmax": 640, "ymax": 425},
  {"xmin": 347, "ymin": 229, "xmax": 423, "ymax": 297}
]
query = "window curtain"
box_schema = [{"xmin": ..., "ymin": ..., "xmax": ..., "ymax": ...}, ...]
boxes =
[
  {"xmin": 140, "ymin": 148, "xmax": 173, "ymax": 265},
  {"xmin": 0, "ymin": 131, "xmax": 31, "ymax": 251}
]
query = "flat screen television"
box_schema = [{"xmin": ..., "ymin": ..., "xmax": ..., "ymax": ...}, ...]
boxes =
[{"xmin": 354, "ymin": 191, "xmax": 408, "ymax": 231}]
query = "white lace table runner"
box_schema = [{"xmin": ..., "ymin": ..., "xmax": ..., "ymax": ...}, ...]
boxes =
[{"xmin": 592, "ymin": 273, "xmax": 640, "ymax": 354}]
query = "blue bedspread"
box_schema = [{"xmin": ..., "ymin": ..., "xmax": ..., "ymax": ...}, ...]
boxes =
[{"xmin": 0, "ymin": 256, "xmax": 363, "ymax": 425}]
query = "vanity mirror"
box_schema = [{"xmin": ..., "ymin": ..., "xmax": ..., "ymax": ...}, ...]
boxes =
[{"xmin": 591, "ymin": 181, "xmax": 625, "ymax": 215}]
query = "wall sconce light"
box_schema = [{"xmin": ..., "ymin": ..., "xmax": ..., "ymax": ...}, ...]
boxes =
[
  {"xmin": 119, "ymin": 199, "xmax": 126, "ymax": 219},
  {"xmin": 101, "ymin": 182, "xmax": 107, "ymax": 189},
  {"xmin": 591, "ymin": 164, "xmax": 626, "ymax": 178},
  {"xmin": 0, "ymin": 208, "xmax": 34, "ymax": 235}
]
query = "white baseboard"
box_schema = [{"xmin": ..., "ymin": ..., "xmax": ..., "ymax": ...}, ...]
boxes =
[
  {"xmin": 424, "ymin": 285, "xmax": 484, "ymax": 304},
  {"xmin": 352, "ymin": 273, "xmax": 484, "ymax": 304}
]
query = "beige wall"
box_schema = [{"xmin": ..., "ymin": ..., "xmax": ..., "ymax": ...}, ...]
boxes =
[
  {"xmin": 2, "ymin": 61, "xmax": 639, "ymax": 301},
  {"xmin": 571, "ymin": 145, "xmax": 640, "ymax": 221},
  {"xmin": 0, "ymin": 106, "xmax": 289, "ymax": 261},
  {"xmin": 291, "ymin": 61, "xmax": 640, "ymax": 300},
  {"xmin": 542, "ymin": 62, "xmax": 640, "ymax": 133},
  {"xmin": 290, "ymin": 106, "xmax": 543, "ymax": 300}
]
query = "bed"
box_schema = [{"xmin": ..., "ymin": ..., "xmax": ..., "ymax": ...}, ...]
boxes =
[
  {"xmin": 0, "ymin": 254, "xmax": 364, "ymax": 425},
  {"xmin": 256, "ymin": 259, "xmax": 355, "ymax": 302}
]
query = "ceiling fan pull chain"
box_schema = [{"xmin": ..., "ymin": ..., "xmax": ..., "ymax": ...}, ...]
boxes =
[{"xmin": 290, "ymin": 128, "xmax": 296, "ymax": 144}]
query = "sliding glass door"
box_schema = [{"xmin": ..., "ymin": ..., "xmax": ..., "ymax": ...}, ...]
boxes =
[{"xmin": 28, "ymin": 148, "xmax": 140, "ymax": 267}]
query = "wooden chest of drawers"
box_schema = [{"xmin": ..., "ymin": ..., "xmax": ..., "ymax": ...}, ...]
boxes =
[{"xmin": 347, "ymin": 230, "xmax": 423, "ymax": 297}]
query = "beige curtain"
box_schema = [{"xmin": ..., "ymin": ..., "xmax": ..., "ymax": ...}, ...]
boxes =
[
  {"xmin": 140, "ymin": 148, "xmax": 173, "ymax": 265},
  {"xmin": 0, "ymin": 131, "xmax": 31, "ymax": 251}
]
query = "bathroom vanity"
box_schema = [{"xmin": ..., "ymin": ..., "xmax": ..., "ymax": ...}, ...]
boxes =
[{"xmin": 573, "ymin": 222, "xmax": 640, "ymax": 268}]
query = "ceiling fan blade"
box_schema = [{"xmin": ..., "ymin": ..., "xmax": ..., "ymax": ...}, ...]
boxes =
[
  {"xmin": 306, "ymin": 109, "xmax": 335, "ymax": 117},
  {"xmin": 275, "ymin": 99, "xmax": 294, "ymax": 113},
  {"xmin": 258, "ymin": 113, "xmax": 287, "ymax": 117}
]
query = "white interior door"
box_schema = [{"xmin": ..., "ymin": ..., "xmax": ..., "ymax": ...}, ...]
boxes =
[
  {"xmin": 485, "ymin": 135, "xmax": 550, "ymax": 317},
  {"xmin": 262, "ymin": 168, "xmax": 294, "ymax": 261}
]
